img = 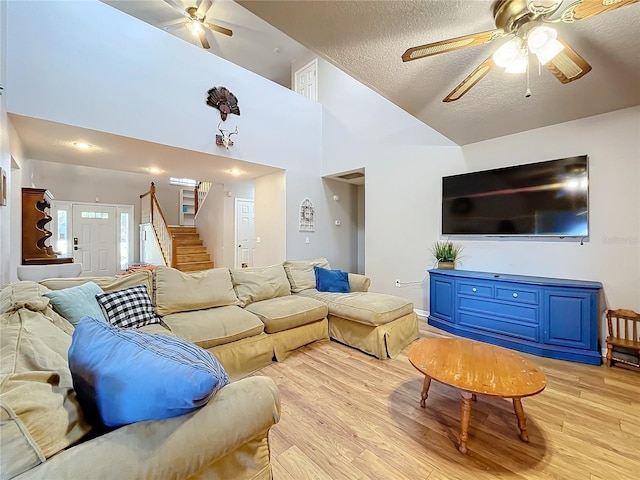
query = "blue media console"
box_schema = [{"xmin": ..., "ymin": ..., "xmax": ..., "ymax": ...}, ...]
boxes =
[{"xmin": 428, "ymin": 269, "xmax": 603, "ymax": 365}]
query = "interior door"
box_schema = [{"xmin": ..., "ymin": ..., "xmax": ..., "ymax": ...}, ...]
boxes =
[
  {"xmin": 236, "ymin": 199, "xmax": 255, "ymax": 268},
  {"xmin": 72, "ymin": 205, "xmax": 117, "ymax": 276},
  {"xmin": 294, "ymin": 59, "xmax": 317, "ymax": 101}
]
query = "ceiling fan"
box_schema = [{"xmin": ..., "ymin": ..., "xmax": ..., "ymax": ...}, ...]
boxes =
[
  {"xmin": 163, "ymin": 0, "xmax": 232, "ymax": 49},
  {"xmin": 402, "ymin": 0, "xmax": 639, "ymax": 102}
]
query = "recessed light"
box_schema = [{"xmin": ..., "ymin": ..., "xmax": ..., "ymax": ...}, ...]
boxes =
[
  {"xmin": 148, "ymin": 167, "xmax": 162, "ymax": 174},
  {"xmin": 73, "ymin": 142, "xmax": 93, "ymax": 150},
  {"xmin": 228, "ymin": 169, "xmax": 242, "ymax": 176}
]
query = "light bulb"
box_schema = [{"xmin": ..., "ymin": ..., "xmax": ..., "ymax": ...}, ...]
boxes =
[
  {"xmin": 528, "ymin": 26, "xmax": 557, "ymax": 53},
  {"xmin": 492, "ymin": 36, "xmax": 523, "ymax": 68},
  {"xmin": 536, "ymin": 39, "xmax": 564, "ymax": 64},
  {"xmin": 188, "ymin": 21, "xmax": 204, "ymax": 36},
  {"xmin": 505, "ymin": 47, "xmax": 528, "ymax": 74}
]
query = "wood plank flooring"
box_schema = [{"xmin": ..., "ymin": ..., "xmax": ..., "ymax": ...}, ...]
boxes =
[{"xmin": 254, "ymin": 319, "xmax": 640, "ymax": 480}]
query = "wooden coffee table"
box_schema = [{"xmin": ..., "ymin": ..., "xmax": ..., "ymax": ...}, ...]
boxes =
[{"xmin": 407, "ymin": 337, "xmax": 546, "ymax": 454}]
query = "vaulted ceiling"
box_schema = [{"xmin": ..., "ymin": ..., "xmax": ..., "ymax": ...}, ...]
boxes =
[{"xmin": 238, "ymin": 0, "xmax": 640, "ymax": 145}]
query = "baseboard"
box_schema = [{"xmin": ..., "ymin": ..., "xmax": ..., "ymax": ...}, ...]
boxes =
[{"xmin": 414, "ymin": 309, "xmax": 429, "ymax": 319}]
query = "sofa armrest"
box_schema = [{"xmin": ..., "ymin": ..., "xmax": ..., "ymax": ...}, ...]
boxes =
[
  {"xmin": 16, "ymin": 376, "xmax": 280, "ymax": 480},
  {"xmin": 348, "ymin": 273, "xmax": 370, "ymax": 292}
]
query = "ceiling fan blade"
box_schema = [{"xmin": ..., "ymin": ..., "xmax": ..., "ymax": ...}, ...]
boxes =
[
  {"xmin": 196, "ymin": 0, "xmax": 213, "ymax": 18},
  {"xmin": 203, "ymin": 21, "xmax": 233, "ymax": 37},
  {"xmin": 443, "ymin": 56, "xmax": 496, "ymax": 102},
  {"xmin": 199, "ymin": 30, "xmax": 211, "ymax": 49},
  {"xmin": 559, "ymin": 0, "xmax": 639, "ymax": 22},
  {"xmin": 544, "ymin": 39, "xmax": 592, "ymax": 83},
  {"xmin": 163, "ymin": 0, "xmax": 190, "ymax": 18},
  {"xmin": 402, "ymin": 29, "xmax": 504, "ymax": 62},
  {"xmin": 163, "ymin": 21, "xmax": 189, "ymax": 32}
]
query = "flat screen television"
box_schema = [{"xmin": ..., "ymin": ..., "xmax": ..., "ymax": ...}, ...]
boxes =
[{"xmin": 442, "ymin": 156, "xmax": 589, "ymax": 236}]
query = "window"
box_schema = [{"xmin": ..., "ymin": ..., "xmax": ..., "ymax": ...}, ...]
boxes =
[
  {"xmin": 170, "ymin": 177, "xmax": 197, "ymax": 187},
  {"xmin": 120, "ymin": 212, "xmax": 129, "ymax": 271},
  {"xmin": 81, "ymin": 211, "xmax": 110, "ymax": 219},
  {"xmin": 56, "ymin": 210, "xmax": 68, "ymax": 255}
]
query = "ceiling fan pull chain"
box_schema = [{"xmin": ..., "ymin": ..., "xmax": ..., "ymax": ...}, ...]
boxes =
[{"xmin": 525, "ymin": 47, "xmax": 532, "ymax": 98}]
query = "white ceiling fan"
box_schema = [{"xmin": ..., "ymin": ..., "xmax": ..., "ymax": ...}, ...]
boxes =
[{"xmin": 163, "ymin": 0, "xmax": 232, "ymax": 49}]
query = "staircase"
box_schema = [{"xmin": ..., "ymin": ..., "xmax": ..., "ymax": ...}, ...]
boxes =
[{"xmin": 168, "ymin": 226, "xmax": 214, "ymax": 272}]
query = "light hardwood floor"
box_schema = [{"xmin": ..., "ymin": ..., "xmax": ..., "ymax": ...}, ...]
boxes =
[{"xmin": 255, "ymin": 319, "xmax": 640, "ymax": 480}]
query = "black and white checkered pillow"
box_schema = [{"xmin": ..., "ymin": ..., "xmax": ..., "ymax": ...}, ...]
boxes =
[{"xmin": 95, "ymin": 285, "xmax": 160, "ymax": 329}]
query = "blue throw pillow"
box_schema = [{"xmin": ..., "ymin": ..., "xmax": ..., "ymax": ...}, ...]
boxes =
[
  {"xmin": 44, "ymin": 281, "xmax": 106, "ymax": 326},
  {"xmin": 314, "ymin": 266, "xmax": 351, "ymax": 293},
  {"xmin": 68, "ymin": 316, "xmax": 229, "ymax": 427}
]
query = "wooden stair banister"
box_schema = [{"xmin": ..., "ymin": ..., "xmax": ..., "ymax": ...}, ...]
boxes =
[
  {"xmin": 140, "ymin": 182, "xmax": 175, "ymax": 268},
  {"xmin": 141, "ymin": 182, "xmax": 214, "ymax": 272}
]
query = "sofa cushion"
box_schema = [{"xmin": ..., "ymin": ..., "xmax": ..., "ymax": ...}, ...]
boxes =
[
  {"xmin": 162, "ymin": 306, "xmax": 264, "ymax": 349},
  {"xmin": 69, "ymin": 316, "xmax": 229, "ymax": 427},
  {"xmin": 44, "ymin": 281, "xmax": 106, "ymax": 326},
  {"xmin": 245, "ymin": 296, "xmax": 328, "ymax": 334},
  {"xmin": 155, "ymin": 266, "xmax": 239, "ymax": 316},
  {"xmin": 96, "ymin": 285, "xmax": 161, "ymax": 329},
  {"xmin": 297, "ymin": 290, "xmax": 414, "ymax": 327},
  {"xmin": 39, "ymin": 270, "xmax": 153, "ymax": 294},
  {"xmin": 136, "ymin": 322, "xmax": 176, "ymax": 336},
  {"xmin": 0, "ymin": 287, "xmax": 91, "ymax": 477},
  {"xmin": 314, "ymin": 266, "xmax": 351, "ymax": 293},
  {"xmin": 230, "ymin": 264, "xmax": 291, "ymax": 307},
  {"xmin": 283, "ymin": 258, "xmax": 330, "ymax": 293}
]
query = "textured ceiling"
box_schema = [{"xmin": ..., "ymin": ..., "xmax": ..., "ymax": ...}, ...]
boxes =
[{"xmin": 239, "ymin": 0, "xmax": 640, "ymax": 145}]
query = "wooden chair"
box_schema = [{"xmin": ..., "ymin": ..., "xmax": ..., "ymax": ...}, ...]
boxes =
[{"xmin": 605, "ymin": 309, "xmax": 640, "ymax": 369}]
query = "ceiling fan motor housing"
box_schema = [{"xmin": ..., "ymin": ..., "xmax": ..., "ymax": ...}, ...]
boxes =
[{"xmin": 494, "ymin": 0, "xmax": 541, "ymax": 32}]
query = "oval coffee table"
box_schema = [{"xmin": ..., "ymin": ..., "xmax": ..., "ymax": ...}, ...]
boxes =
[{"xmin": 407, "ymin": 337, "xmax": 546, "ymax": 454}]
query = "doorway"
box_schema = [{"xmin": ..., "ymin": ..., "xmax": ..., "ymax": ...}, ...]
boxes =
[
  {"xmin": 294, "ymin": 59, "xmax": 318, "ymax": 102},
  {"xmin": 51, "ymin": 201, "xmax": 133, "ymax": 277},
  {"xmin": 235, "ymin": 198, "xmax": 255, "ymax": 268}
]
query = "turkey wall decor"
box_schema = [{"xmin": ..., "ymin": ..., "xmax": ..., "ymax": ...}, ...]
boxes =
[{"xmin": 206, "ymin": 86, "xmax": 240, "ymax": 150}]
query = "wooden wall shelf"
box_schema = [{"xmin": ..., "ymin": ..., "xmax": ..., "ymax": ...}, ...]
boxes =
[{"xmin": 22, "ymin": 188, "xmax": 72, "ymax": 265}]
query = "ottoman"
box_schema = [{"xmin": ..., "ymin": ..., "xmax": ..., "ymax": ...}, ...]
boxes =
[{"xmin": 297, "ymin": 290, "xmax": 418, "ymax": 359}]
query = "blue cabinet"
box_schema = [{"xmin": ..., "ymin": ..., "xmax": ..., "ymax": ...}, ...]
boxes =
[{"xmin": 428, "ymin": 269, "xmax": 602, "ymax": 365}]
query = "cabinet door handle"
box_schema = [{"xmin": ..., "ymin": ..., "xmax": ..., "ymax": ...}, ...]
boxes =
[
  {"xmin": 512, "ymin": 292, "xmax": 518, "ymax": 298},
  {"xmin": 472, "ymin": 288, "xmax": 477, "ymax": 292}
]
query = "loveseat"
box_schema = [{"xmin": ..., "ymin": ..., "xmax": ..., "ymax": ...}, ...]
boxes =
[{"xmin": 0, "ymin": 258, "xmax": 418, "ymax": 479}]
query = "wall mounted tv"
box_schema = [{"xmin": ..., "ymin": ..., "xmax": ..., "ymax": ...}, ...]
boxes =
[{"xmin": 442, "ymin": 155, "xmax": 588, "ymax": 236}]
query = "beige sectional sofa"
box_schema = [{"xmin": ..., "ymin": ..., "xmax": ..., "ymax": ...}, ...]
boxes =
[{"xmin": 0, "ymin": 258, "xmax": 418, "ymax": 479}]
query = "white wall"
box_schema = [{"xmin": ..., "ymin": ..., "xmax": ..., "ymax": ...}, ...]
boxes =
[
  {"xmin": 254, "ymin": 171, "xmax": 286, "ymax": 266},
  {"xmin": 460, "ymin": 107, "xmax": 640, "ymax": 317},
  {"xmin": 6, "ymin": 0, "xmax": 363, "ymax": 275},
  {"xmin": 196, "ymin": 183, "xmax": 225, "ymax": 268},
  {"xmin": 0, "ymin": 0, "xmax": 10, "ymax": 287}
]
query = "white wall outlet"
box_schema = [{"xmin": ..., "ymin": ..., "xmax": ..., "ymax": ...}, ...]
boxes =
[
  {"xmin": 305, "ymin": 237, "xmax": 310, "ymax": 244},
  {"xmin": 395, "ymin": 279, "xmax": 401, "ymax": 287}
]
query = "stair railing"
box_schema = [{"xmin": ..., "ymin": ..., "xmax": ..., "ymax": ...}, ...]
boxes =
[
  {"xmin": 140, "ymin": 182, "xmax": 176, "ymax": 267},
  {"xmin": 194, "ymin": 181, "xmax": 212, "ymax": 216}
]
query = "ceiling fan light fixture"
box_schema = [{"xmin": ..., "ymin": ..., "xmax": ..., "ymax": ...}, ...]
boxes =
[
  {"xmin": 188, "ymin": 20, "xmax": 204, "ymax": 36},
  {"xmin": 527, "ymin": 0, "xmax": 563, "ymax": 15},
  {"xmin": 505, "ymin": 47, "xmax": 528, "ymax": 74},
  {"xmin": 536, "ymin": 39, "xmax": 564, "ymax": 64},
  {"xmin": 528, "ymin": 25, "xmax": 563, "ymax": 64},
  {"xmin": 492, "ymin": 36, "xmax": 523, "ymax": 68}
]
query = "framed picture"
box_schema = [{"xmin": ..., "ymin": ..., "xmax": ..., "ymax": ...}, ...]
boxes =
[{"xmin": 0, "ymin": 167, "xmax": 5, "ymax": 206}]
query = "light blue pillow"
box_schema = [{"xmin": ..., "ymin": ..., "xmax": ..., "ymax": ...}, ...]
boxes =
[
  {"xmin": 314, "ymin": 266, "xmax": 351, "ymax": 293},
  {"xmin": 44, "ymin": 281, "xmax": 106, "ymax": 326},
  {"xmin": 68, "ymin": 316, "xmax": 229, "ymax": 427}
]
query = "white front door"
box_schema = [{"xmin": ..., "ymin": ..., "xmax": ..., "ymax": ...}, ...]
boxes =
[
  {"xmin": 72, "ymin": 205, "xmax": 118, "ymax": 276},
  {"xmin": 294, "ymin": 59, "xmax": 317, "ymax": 102},
  {"xmin": 235, "ymin": 199, "xmax": 254, "ymax": 268}
]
